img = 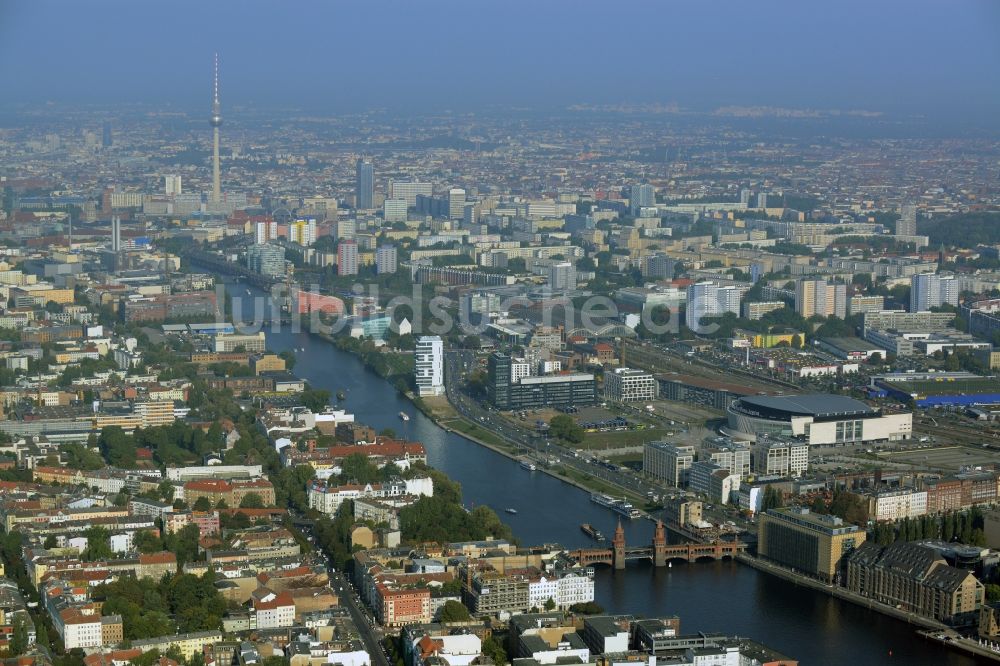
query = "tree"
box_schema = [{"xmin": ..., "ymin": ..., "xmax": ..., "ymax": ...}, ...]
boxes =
[
  {"xmin": 300, "ymin": 389, "xmax": 332, "ymax": 412},
  {"xmin": 8, "ymin": 615, "xmax": 28, "ymax": 656},
  {"xmin": 439, "ymin": 600, "xmax": 471, "ymax": 623},
  {"xmin": 569, "ymin": 601, "xmax": 603, "ymax": 615},
  {"xmin": 192, "ymin": 496, "xmax": 213, "ymax": 511},
  {"xmin": 278, "ymin": 350, "xmax": 297, "ymax": 371},
  {"xmin": 761, "ymin": 485, "xmax": 783, "ymax": 512},
  {"xmin": 134, "ymin": 530, "xmax": 163, "ymax": 554},
  {"xmin": 43, "ymin": 535, "xmax": 57, "ymax": 549},
  {"xmin": 549, "ymin": 415, "xmax": 584, "ymax": 444},
  {"xmin": 481, "ymin": 635, "xmax": 508, "ymax": 665},
  {"xmin": 240, "ymin": 492, "xmax": 264, "ymax": 509},
  {"xmin": 82, "ymin": 526, "xmax": 113, "ymax": 561},
  {"xmin": 544, "ymin": 597, "xmax": 557, "ymax": 611}
]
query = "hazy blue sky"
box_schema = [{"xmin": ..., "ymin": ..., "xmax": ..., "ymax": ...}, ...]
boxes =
[{"xmin": 2, "ymin": 0, "xmax": 999, "ymax": 122}]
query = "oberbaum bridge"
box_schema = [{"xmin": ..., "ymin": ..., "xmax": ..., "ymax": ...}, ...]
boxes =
[{"xmin": 568, "ymin": 520, "xmax": 745, "ymax": 570}]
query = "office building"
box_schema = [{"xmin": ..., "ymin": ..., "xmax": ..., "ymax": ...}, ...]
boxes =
[
  {"xmin": 704, "ymin": 443, "xmax": 752, "ymax": 479},
  {"xmin": 794, "ymin": 280, "xmax": 847, "ymax": 319},
  {"xmin": 643, "ymin": 442, "xmax": 694, "ymax": 487},
  {"xmin": 758, "ymin": 507, "xmax": 867, "ymax": 583},
  {"xmin": 487, "ymin": 352, "xmax": 595, "ymax": 410},
  {"xmin": 338, "ymin": 240, "xmax": 359, "ymax": 276},
  {"xmin": 604, "ymin": 367, "xmax": 658, "ymax": 403},
  {"xmin": 685, "ymin": 282, "xmax": 743, "ymax": 334},
  {"xmin": 164, "ymin": 175, "xmax": 182, "ymax": 196},
  {"xmin": 548, "ymin": 262, "xmax": 577, "ymax": 292},
  {"xmin": 383, "ymin": 198, "xmax": 408, "ymax": 223},
  {"xmin": 102, "ymin": 120, "xmax": 112, "ymax": 148},
  {"xmin": 847, "ymin": 541, "xmax": 983, "ymax": 625},
  {"xmin": 753, "ymin": 439, "xmax": 809, "ymax": 477},
  {"xmin": 415, "ymin": 336, "xmax": 444, "ymax": 397},
  {"xmin": 448, "ymin": 188, "xmax": 467, "ymax": 219},
  {"xmin": 910, "ymin": 273, "xmax": 958, "ymax": 312},
  {"xmin": 376, "ymin": 245, "xmax": 398, "ymax": 274},
  {"xmin": 688, "ymin": 461, "xmax": 740, "ymax": 505},
  {"xmin": 896, "ymin": 204, "xmax": 917, "ymax": 237},
  {"xmin": 629, "ymin": 183, "xmax": 655, "ymax": 216},
  {"xmin": 388, "ymin": 180, "xmax": 432, "ymax": 207},
  {"xmin": 246, "ymin": 243, "xmax": 285, "ymax": 277},
  {"xmin": 355, "ymin": 159, "xmax": 374, "ymax": 210}
]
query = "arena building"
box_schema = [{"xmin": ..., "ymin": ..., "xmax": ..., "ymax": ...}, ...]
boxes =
[{"xmin": 725, "ymin": 394, "xmax": 911, "ymax": 446}]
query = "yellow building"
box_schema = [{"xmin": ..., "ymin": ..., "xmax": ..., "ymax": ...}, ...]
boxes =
[
  {"xmin": 250, "ymin": 353, "xmax": 287, "ymax": 375},
  {"xmin": 131, "ymin": 631, "xmax": 223, "ymax": 661},
  {"xmin": 758, "ymin": 507, "xmax": 867, "ymax": 583},
  {"xmin": 746, "ymin": 331, "xmax": 804, "ymax": 348}
]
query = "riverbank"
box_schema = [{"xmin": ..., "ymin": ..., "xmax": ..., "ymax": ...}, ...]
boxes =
[
  {"xmin": 306, "ymin": 328, "xmax": 656, "ymax": 508},
  {"xmin": 735, "ymin": 552, "xmax": 1000, "ymax": 662},
  {"xmin": 919, "ymin": 629, "xmax": 1000, "ymax": 663},
  {"xmin": 736, "ymin": 553, "xmax": 946, "ymax": 630}
]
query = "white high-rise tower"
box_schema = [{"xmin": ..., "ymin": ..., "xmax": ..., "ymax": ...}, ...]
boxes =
[{"xmin": 210, "ymin": 54, "xmax": 222, "ymax": 203}]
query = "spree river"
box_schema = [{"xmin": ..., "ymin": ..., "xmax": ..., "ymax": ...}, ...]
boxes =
[{"xmin": 227, "ymin": 282, "xmax": 971, "ymax": 665}]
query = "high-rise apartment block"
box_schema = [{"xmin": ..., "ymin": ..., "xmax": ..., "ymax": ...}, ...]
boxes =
[
  {"xmin": 548, "ymin": 262, "xmax": 577, "ymax": 291},
  {"xmin": 355, "ymin": 159, "xmax": 374, "ymax": 210},
  {"xmin": 794, "ymin": 280, "xmax": 847, "ymax": 319},
  {"xmin": 164, "ymin": 175, "xmax": 182, "ymax": 196},
  {"xmin": 288, "ymin": 219, "xmax": 317, "ymax": 246},
  {"xmin": 629, "ymin": 183, "xmax": 655, "ymax": 216},
  {"xmin": 376, "ymin": 245, "xmax": 398, "ymax": 274},
  {"xmin": 415, "ymin": 336, "xmax": 444, "ymax": 397},
  {"xmin": 338, "ymin": 240, "xmax": 359, "ymax": 276},
  {"xmin": 910, "ymin": 273, "xmax": 958, "ymax": 312},
  {"xmin": 896, "ymin": 204, "xmax": 917, "ymax": 236},
  {"xmin": 685, "ymin": 282, "xmax": 744, "ymax": 334}
]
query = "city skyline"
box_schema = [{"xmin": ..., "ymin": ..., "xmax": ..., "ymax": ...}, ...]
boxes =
[{"xmin": 1, "ymin": 1, "xmax": 999, "ymax": 127}]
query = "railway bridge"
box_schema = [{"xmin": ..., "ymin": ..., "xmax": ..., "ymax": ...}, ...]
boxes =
[{"xmin": 569, "ymin": 521, "xmax": 745, "ymax": 570}]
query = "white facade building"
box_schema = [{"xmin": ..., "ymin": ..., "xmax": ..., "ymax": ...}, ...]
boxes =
[
  {"xmin": 753, "ymin": 439, "xmax": 810, "ymax": 477},
  {"xmin": 868, "ymin": 489, "xmax": 928, "ymax": 522},
  {"xmin": 685, "ymin": 282, "xmax": 744, "ymax": 334},
  {"xmin": 604, "ymin": 367, "xmax": 658, "ymax": 403},
  {"xmin": 415, "ymin": 336, "xmax": 444, "ymax": 396},
  {"xmin": 910, "ymin": 273, "xmax": 959, "ymax": 312}
]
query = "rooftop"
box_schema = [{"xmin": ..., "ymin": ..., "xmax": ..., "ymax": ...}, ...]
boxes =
[{"xmin": 738, "ymin": 394, "xmax": 876, "ymax": 418}]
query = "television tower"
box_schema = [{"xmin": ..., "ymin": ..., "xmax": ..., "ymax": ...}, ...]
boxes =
[{"xmin": 210, "ymin": 53, "xmax": 222, "ymax": 203}]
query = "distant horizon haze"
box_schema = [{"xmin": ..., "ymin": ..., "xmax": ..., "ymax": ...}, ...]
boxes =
[{"xmin": 1, "ymin": 0, "xmax": 998, "ymax": 126}]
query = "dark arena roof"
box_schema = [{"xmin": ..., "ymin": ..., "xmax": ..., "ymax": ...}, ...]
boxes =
[{"xmin": 735, "ymin": 394, "xmax": 878, "ymax": 420}]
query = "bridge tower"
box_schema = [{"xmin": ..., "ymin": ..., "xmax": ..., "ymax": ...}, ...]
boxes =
[
  {"xmin": 612, "ymin": 520, "xmax": 626, "ymax": 570},
  {"xmin": 653, "ymin": 519, "xmax": 667, "ymax": 567}
]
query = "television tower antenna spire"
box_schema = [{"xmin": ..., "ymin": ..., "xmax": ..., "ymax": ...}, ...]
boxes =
[{"xmin": 210, "ymin": 53, "xmax": 223, "ymax": 204}]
